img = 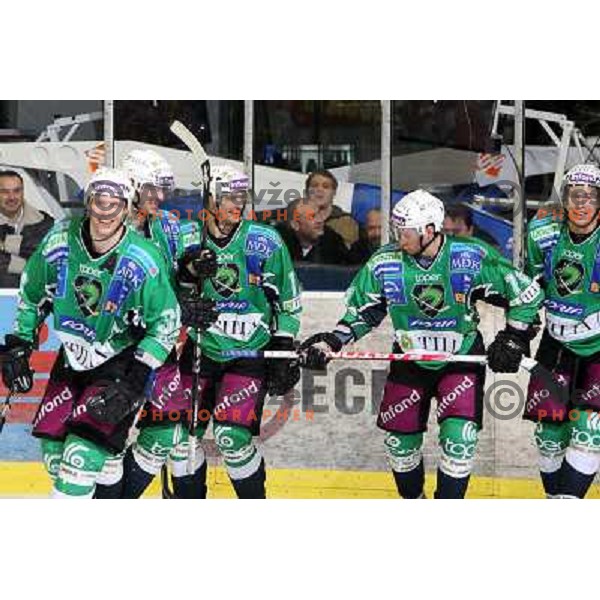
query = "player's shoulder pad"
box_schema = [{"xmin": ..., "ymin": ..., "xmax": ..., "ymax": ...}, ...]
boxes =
[
  {"xmin": 527, "ymin": 212, "xmax": 562, "ymax": 249},
  {"xmin": 369, "ymin": 243, "xmax": 398, "ymax": 262},
  {"xmin": 527, "ymin": 211, "xmax": 562, "ymax": 234},
  {"xmin": 245, "ymin": 221, "xmax": 284, "ymax": 259},
  {"xmin": 122, "ymin": 229, "xmax": 167, "ymax": 279},
  {"xmin": 366, "ymin": 244, "xmax": 403, "ymax": 279},
  {"xmin": 448, "ymin": 235, "xmax": 494, "ymax": 255},
  {"xmin": 368, "ymin": 243, "xmax": 401, "ymax": 265},
  {"xmin": 40, "ymin": 218, "xmax": 72, "ymax": 263}
]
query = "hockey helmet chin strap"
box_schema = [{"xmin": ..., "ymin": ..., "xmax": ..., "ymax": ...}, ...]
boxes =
[{"xmin": 416, "ymin": 224, "xmax": 441, "ymax": 257}]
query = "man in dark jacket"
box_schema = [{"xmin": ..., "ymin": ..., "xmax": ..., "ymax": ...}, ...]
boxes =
[
  {"xmin": 277, "ymin": 196, "xmax": 349, "ymax": 265},
  {"xmin": 349, "ymin": 208, "xmax": 382, "ymax": 264},
  {"xmin": 0, "ymin": 170, "xmax": 54, "ymax": 288},
  {"xmin": 305, "ymin": 170, "xmax": 361, "ymax": 249}
]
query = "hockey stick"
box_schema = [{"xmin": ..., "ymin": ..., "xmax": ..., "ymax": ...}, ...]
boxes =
[
  {"xmin": 220, "ymin": 348, "xmax": 538, "ymax": 371},
  {"xmin": 223, "ymin": 348, "xmax": 572, "ymax": 407},
  {"xmin": 0, "ymin": 389, "xmax": 14, "ymax": 435},
  {"xmin": 168, "ymin": 120, "xmax": 211, "ymax": 490}
]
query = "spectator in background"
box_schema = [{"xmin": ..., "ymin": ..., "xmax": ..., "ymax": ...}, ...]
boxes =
[
  {"xmin": 443, "ymin": 203, "xmax": 499, "ymax": 248},
  {"xmin": 349, "ymin": 208, "xmax": 382, "ymax": 263},
  {"xmin": 305, "ymin": 170, "xmax": 361, "ymax": 249},
  {"xmin": 277, "ymin": 196, "xmax": 349, "ymax": 265},
  {"xmin": 0, "ymin": 170, "xmax": 54, "ymax": 288}
]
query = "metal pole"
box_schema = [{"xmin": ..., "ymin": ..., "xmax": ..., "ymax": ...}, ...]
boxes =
[
  {"xmin": 381, "ymin": 100, "xmax": 392, "ymax": 245},
  {"xmin": 103, "ymin": 100, "xmax": 114, "ymax": 167},
  {"xmin": 513, "ymin": 101, "xmax": 526, "ymax": 269},
  {"xmin": 244, "ymin": 100, "xmax": 254, "ymax": 202},
  {"xmin": 553, "ymin": 120, "xmax": 574, "ymax": 202}
]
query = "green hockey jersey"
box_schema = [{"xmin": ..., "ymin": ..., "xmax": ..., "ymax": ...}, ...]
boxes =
[
  {"xmin": 526, "ymin": 214, "xmax": 600, "ymax": 356},
  {"xmin": 14, "ymin": 217, "xmax": 181, "ymax": 371},
  {"xmin": 187, "ymin": 219, "xmax": 302, "ymax": 362},
  {"xmin": 338, "ymin": 236, "xmax": 544, "ymax": 369}
]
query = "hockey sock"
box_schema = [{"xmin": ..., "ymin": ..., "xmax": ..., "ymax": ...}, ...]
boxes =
[
  {"xmin": 40, "ymin": 438, "xmax": 65, "ymax": 483},
  {"xmin": 214, "ymin": 424, "xmax": 266, "ymax": 499},
  {"xmin": 557, "ymin": 412, "xmax": 600, "ymax": 498},
  {"xmin": 383, "ymin": 431, "xmax": 425, "ymax": 498},
  {"xmin": 52, "ymin": 434, "xmax": 110, "ymax": 499},
  {"xmin": 93, "ymin": 452, "xmax": 124, "ymax": 499},
  {"xmin": 172, "ymin": 460, "xmax": 208, "ymax": 499},
  {"xmin": 435, "ymin": 418, "xmax": 478, "ymax": 499},
  {"xmin": 167, "ymin": 428, "xmax": 208, "ymax": 498},
  {"xmin": 534, "ymin": 421, "xmax": 570, "ymax": 498},
  {"xmin": 121, "ymin": 446, "xmax": 155, "ymax": 499},
  {"xmin": 121, "ymin": 424, "xmax": 182, "ymax": 498},
  {"xmin": 230, "ymin": 458, "xmax": 266, "ymax": 499},
  {"xmin": 558, "ymin": 456, "xmax": 596, "ymax": 498}
]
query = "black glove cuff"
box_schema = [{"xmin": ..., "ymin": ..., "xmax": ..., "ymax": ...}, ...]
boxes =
[
  {"xmin": 177, "ymin": 248, "xmax": 217, "ymax": 283},
  {"xmin": 4, "ymin": 334, "xmax": 32, "ymax": 354},
  {"xmin": 299, "ymin": 332, "xmax": 344, "ymax": 353}
]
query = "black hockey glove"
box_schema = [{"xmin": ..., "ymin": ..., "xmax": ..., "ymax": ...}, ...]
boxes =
[
  {"xmin": 487, "ymin": 327, "xmax": 530, "ymax": 374},
  {"xmin": 177, "ymin": 248, "xmax": 218, "ymax": 285},
  {"xmin": 86, "ymin": 359, "xmax": 152, "ymax": 425},
  {"xmin": 1, "ymin": 334, "xmax": 34, "ymax": 394},
  {"xmin": 179, "ymin": 297, "xmax": 218, "ymax": 331},
  {"xmin": 266, "ymin": 336, "xmax": 301, "ymax": 397},
  {"xmin": 299, "ymin": 332, "xmax": 344, "ymax": 371}
]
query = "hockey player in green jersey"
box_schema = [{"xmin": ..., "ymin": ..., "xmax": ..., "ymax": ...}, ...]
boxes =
[
  {"xmin": 0, "ymin": 167, "xmax": 181, "ymax": 498},
  {"xmin": 107, "ymin": 148, "xmax": 218, "ymax": 499},
  {"xmin": 174, "ymin": 166, "xmax": 302, "ymax": 498},
  {"xmin": 524, "ymin": 163, "xmax": 600, "ymax": 499},
  {"xmin": 300, "ymin": 189, "xmax": 543, "ymax": 499}
]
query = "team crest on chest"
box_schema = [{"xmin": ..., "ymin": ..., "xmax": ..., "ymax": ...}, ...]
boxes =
[
  {"xmin": 74, "ymin": 276, "xmax": 103, "ymax": 317},
  {"xmin": 212, "ymin": 263, "xmax": 242, "ymax": 298},
  {"xmin": 554, "ymin": 259, "xmax": 584, "ymax": 297},
  {"xmin": 412, "ymin": 284, "xmax": 446, "ymax": 318}
]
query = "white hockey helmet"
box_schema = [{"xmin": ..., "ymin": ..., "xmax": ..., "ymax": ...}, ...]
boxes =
[
  {"xmin": 562, "ymin": 164, "xmax": 600, "ymax": 192},
  {"xmin": 84, "ymin": 167, "xmax": 134, "ymax": 215},
  {"xmin": 121, "ymin": 149, "xmax": 175, "ymax": 203},
  {"xmin": 391, "ymin": 189, "xmax": 445, "ymax": 238},
  {"xmin": 210, "ymin": 165, "xmax": 249, "ymax": 199}
]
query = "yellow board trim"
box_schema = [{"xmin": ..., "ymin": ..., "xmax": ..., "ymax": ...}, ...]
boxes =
[{"xmin": 3, "ymin": 462, "xmax": 600, "ymax": 498}]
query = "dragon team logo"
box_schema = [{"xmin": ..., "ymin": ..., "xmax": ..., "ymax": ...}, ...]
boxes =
[
  {"xmin": 412, "ymin": 284, "xmax": 446, "ymax": 318},
  {"xmin": 554, "ymin": 259, "xmax": 584, "ymax": 297},
  {"xmin": 74, "ymin": 276, "xmax": 103, "ymax": 317},
  {"xmin": 212, "ymin": 264, "xmax": 241, "ymax": 298}
]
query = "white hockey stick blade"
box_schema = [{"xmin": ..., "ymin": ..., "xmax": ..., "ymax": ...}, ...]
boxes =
[{"xmin": 170, "ymin": 120, "xmax": 209, "ymax": 167}]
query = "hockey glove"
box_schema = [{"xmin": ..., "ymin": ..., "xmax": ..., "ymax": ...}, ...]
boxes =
[
  {"xmin": 1, "ymin": 334, "xmax": 34, "ymax": 394},
  {"xmin": 487, "ymin": 327, "xmax": 530, "ymax": 374},
  {"xmin": 299, "ymin": 332, "xmax": 344, "ymax": 371},
  {"xmin": 86, "ymin": 359, "xmax": 152, "ymax": 425},
  {"xmin": 179, "ymin": 297, "xmax": 218, "ymax": 331},
  {"xmin": 266, "ymin": 336, "xmax": 301, "ymax": 397},
  {"xmin": 178, "ymin": 248, "xmax": 218, "ymax": 285}
]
